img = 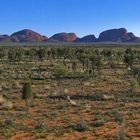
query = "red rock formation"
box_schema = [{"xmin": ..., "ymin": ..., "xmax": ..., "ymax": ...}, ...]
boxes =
[
  {"xmin": 0, "ymin": 28, "xmax": 140, "ymax": 43},
  {"xmin": 10, "ymin": 29, "xmax": 48, "ymax": 42},
  {"xmin": 98, "ymin": 28, "xmax": 137, "ymax": 42},
  {"xmin": 0, "ymin": 34, "xmax": 11, "ymax": 41},
  {"xmin": 75, "ymin": 35, "xmax": 97, "ymax": 42},
  {"xmin": 49, "ymin": 32, "xmax": 77, "ymax": 42}
]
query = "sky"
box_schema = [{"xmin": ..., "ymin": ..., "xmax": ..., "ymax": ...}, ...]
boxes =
[{"xmin": 0, "ymin": 0, "xmax": 140, "ymax": 38}]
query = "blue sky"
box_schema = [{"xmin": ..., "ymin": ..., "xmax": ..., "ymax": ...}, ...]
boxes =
[{"xmin": 0, "ymin": 0, "xmax": 140, "ymax": 37}]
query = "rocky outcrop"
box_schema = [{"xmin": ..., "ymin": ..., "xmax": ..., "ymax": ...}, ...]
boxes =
[
  {"xmin": 0, "ymin": 34, "xmax": 11, "ymax": 42},
  {"xmin": 0, "ymin": 28, "xmax": 140, "ymax": 43},
  {"xmin": 10, "ymin": 29, "xmax": 48, "ymax": 42},
  {"xmin": 98, "ymin": 28, "xmax": 137, "ymax": 42},
  {"xmin": 49, "ymin": 32, "xmax": 77, "ymax": 42},
  {"xmin": 133, "ymin": 37, "xmax": 140, "ymax": 42},
  {"xmin": 75, "ymin": 35, "xmax": 97, "ymax": 42}
]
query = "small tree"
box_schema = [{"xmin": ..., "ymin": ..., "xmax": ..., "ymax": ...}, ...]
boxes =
[
  {"xmin": 37, "ymin": 47, "xmax": 47, "ymax": 61},
  {"xmin": 96, "ymin": 55, "xmax": 103, "ymax": 73},
  {"xmin": 90, "ymin": 55, "xmax": 96, "ymax": 77},
  {"xmin": 130, "ymin": 79, "xmax": 138, "ymax": 95},
  {"xmin": 72, "ymin": 61, "xmax": 77, "ymax": 78},
  {"xmin": 78, "ymin": 53, "xmax": 87, "ymax": 71},
  {"xmin": 124, "ymin": 48, "xmax": 134, "ymax": 68},
  {"xmin": 22, "ymin": 83, "xmax": 33, "ymax": 115}
]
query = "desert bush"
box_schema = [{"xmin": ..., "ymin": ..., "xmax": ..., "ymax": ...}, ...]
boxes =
[
  {"xmin": 34, "ymin": 119, "xmax": 46, "ymax": 130},
  {"xmin": 22, "ymin": 83, "xmax": 32, "ymax": 99},
  {"xmin": 1, "ymin": 129, "xmax": 14, "ymax": 138},
  {"xmin": 0, "ymin": 118, "xmax": 14, "ymax": 129},
  {"xmin": 115, "ymin": 130, "xmax": 125, "ymax": 140},
  {"xmin": 4, "ymin": 119, "xmax": 14, "ymax": 128},
  {"xmin": 70, "ymin": 120, "xmax": 88, "ymax": 132},
  {"xmin": 123, "ymin": 48, "xmax": 134, "ymax": 68},
  {"xmin": 113, "ymin": 110, "xmax": 123, "ymax": 124},
  {"xmin": 22, "ymin": 83, "xmax": 33, "ymax": 115},
  {"xmin": 53, "ymin": 64, "xmax": 69, "ymax": 78},
  {"xmin": 92, "ymin": 120, "xmax": 104, "ymax": 127},
  {"xmin": 130, "ymin": 79, "xmax": 138, "ymax": 94},
  {"xmin": 132, "ymin": 66, "xmax": 140, "ymax": 76}
]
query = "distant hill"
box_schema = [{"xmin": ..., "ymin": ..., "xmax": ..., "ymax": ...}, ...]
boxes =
[
  {"xmin": 10, "ymin": 29, "xmax": 48, "ymax": 42},
  {"xmin": 75, "ymin": 35, "xmax": 97, "ymax": 42},
  {"xmin": 0, "ymin": 34, "xmax": 11, "ymax": 42},
  {"xmin": 0, "ymin": 28, "xmax": 140, "ymax": 43},
  {"xmin": 49, "ymin": 32, "xmax": 77, "ymax": 42},
  {"xmin": 98, "ymin": 28, "xmax": 138, "ymax": 42}
]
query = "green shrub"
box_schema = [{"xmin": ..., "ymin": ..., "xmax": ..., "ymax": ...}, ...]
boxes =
[
  {"xmin": 53, "ymin": 64, "xmax": 69, "ymax": 78},
  {"xmin": 1, "ymin": 129, "xmax": 13, "ymax": 138},
  {"xmin": 115, "ymin": 131, "xmax": 125, "ymax": 140},
  {"xmin": 107, "ymin": 109, "xmax": 123, "ymax": 124},
  {"xmin": 3, "ymin": 119, "xmax": 14, "ymax": 129},
  {"xmin": 22, "ymin": 83, "xmax": 32, "ymax": 100},
  {"xmin": 113, "ymin": 110, "xmax": 123, "ymax": 124},
  {"xmin": 92, "ymin": 120, "xmax": 104, "ymax": 127},
  {"xmin": 22, "ymin": 83, "xmax": 33, "ymax": 115},
  {"xmin": 70, "ymin": 120, "xmax": 88, "ymax": 132},
  {"xmin": 130, "ymin": 79, "xmax": 138, "ymax": 94},
  {"xmin": 34, "ymin": 120, "xmax": 46, "ymax": 130}
]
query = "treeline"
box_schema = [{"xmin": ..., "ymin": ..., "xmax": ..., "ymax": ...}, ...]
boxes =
[
  {"xmin": 0, "ymin": 46, "xmax": 138, "ymax": 66},
  {"xmin": 0, "ymin": 46, "xmax": 140, "ymax": 76}
]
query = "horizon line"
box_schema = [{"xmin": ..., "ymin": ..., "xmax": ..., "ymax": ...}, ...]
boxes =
[{"xmin": 1, "ymin": 27, "xmax": 140, "ymax": 38}]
